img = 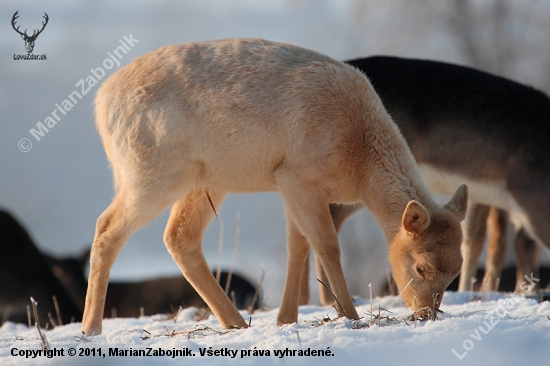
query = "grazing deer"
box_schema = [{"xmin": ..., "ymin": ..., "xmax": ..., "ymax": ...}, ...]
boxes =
[
  {"xmin": 82, "ymin": 39, "xmax": 468, "ymax": 335},
  {"xmin": 11, "ymin": 11, "xmax": 48, "ymax": 54},
  {"xmin": 303, "ymin": 56, "xmax": 549, "ymax": 305}
]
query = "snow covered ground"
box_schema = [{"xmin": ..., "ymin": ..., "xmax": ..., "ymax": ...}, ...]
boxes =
[{"xmin": 1, "ymin": 291, "xmax": 548, "ymax": 366}]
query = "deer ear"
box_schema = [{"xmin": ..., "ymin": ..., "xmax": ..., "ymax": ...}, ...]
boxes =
[
  {"xmin": 402, "ymin": 201, "xmax": 430, "ymax": 236},
  {"xmin": 20, "ymin": 34, "xmax": 25, "ymax": 40},
  {"xmin": 443, "ymin": 183, "xmax": 469, "ymax": 222}
]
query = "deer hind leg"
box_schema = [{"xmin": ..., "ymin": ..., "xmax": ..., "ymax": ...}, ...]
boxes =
[
  {"xmin": 481, "ymin": 208, "xmax": 509, "ymax": 292},
  {"xmin": 458, "ymin": 204, "xmax": 490, "ymax": 291},
  {"xmin": 163, "ymin": 187, "xmax": 247, "ymax": 329},
  {"xmin": 514, "ymin": 228, "xmax": 540, "ymax": 294},
  {"xmin": 82, "ymin": 189, "xmax": 172, "ymax": 336},
  {"xmin": 278, "ymin": 182, "xmax": 359, "ymax": 325}
]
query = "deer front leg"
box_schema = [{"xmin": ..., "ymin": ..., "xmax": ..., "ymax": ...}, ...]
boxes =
[
  {"xmin": 514, "ymin": 228, "xmax": 540, "ymax": 294},
  {"xmin": 458, "ymin": 204, "xmax": 490, "ymax": 291},
  {"xmin": 481, "ymin": 207, "xmax": 508, "ymax": 291},
  {"xmin": 278, "ymin": 181, "xmax": 359, "ymax": 324},
  {"xmin": 163, "ymin": 188, "xmax": 247, "ymax": 329}
]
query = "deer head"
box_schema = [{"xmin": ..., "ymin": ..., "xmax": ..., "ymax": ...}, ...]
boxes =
[
  {"xmin": 388, "ymin": 184, "xmax": 468, "ymax": 320},
  {"xmin": 12, "ymin": 11, "xmax": 49, "ymax": 54}
]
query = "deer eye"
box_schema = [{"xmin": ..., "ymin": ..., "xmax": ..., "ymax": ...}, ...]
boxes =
[{"xmin": 416, "ymin": 265, "xmax": 426, "ymax": 276}]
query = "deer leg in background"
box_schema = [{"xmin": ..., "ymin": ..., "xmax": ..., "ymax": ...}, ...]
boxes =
[
  {"xmin": 458, "ymin": 204, "xmax": 490, "ymax": 292},
  {"xmin": 313, "ymin": 204, "xmax": 363, "ymax": 305},
  {"xmin": 279, "ymin": 214, "xmax": 312, "ymax": 325},
  {"xmin": 481, "ymin": 207, "xmax": 509, "ymax": 292},
  {"xmin": 299, "ymin": 203, "xmax": 362, "ymax": 306},
  {"xmin": 514, "ymin": 228, "xmax": 541, "ymax": 294}
]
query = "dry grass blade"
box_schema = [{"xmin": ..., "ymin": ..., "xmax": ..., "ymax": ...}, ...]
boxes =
[
  {"xmin": 414, "ymin": 296, "xmax": 418, "ymax": 328},
  {"xmin": 431, "ymin": 293, "xmax": 439, "ymax": 321},
  {"xmin": 455, "ymin": 309, "xmax": 489, "ymax": 317},
  {"xmin": 30, "ymin": 297, "xmax": 50, "ymax": 350},
  {"xmin": 313, "ymin": 314, "xmax": 336, "ymax": 325},
  {"xmin": 260, "ymin": 285, "xmax": 273, "ymax": 312},
  {"xmin": 316, "ymin": 278, "xmax": 346, "ymax": 318},
  {"xmin": 383, "ymin": 278, "xmax": 413, "ymax": 313},
  {"xmin": 140, "ymin": 329, "xmax": 152, "ymax": 340},
  {"xmin": 469, "ymin": 277, "xmax": 477, "ymax": 302},
  {"xmin": 205, "ymin": 189, "xmax": 218, "ymax": 220},
  {"xmin": 506, "ymin": 313, "xmax": 532, "ymax": 320},
  {"xmin": 368, "ymin": 283, "xmax": 373, "ymax": 320},
  {"xmin": 27, "ymin": 305, "xmax": 32, "ymax": 328},
  {"xmin": 164, "ymin": 326, "xmax": 177, "ymax": 337},
  {"xmin": 225, "ymin": 211, "xmax": 240, "ymax": 295},
  {"xmin": 1, "ymin": 306, "xmax": 12, "ymax": 326},
  {"xmin": 411, "ymin": 306, "xmax": 432, "ymax": 322},
  {"xmin": 386, "ymin": 269, "xmax": 396, "ymax": 296},
  {"xmin": 52, "ymin": 296, "xmax": 62, "ymax": 326},
  {"xmin": 363, "ymin": 306, "xmax": 400, "ymax": 327},
  {"xmin": 142, "ymin": 324, "xmax": 236, "ymax": 340},
  {"xmin": 47, "ymin": 312, "xmax": 57, "ymax": 328},
  {"xmin": 296, "ymin": 330, "xmax": 302, "ymax": 347},
  {"xmin": 74, "ymin": 333, "xmax": 91, "ymax": 343},
  {"xmin": 215, "ymin": 217, "xmax": 224, "ymax": 283},
  {"xmin": 248, "ymin": 268, "xmax": 265, "ymax": 314}
]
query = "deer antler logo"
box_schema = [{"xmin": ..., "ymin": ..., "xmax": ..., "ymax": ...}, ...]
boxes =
[{"xmin": 12, "ymin": 11, "xmax": 49, "ymax": 54}]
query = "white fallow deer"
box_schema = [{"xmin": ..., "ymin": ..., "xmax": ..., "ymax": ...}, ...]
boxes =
[
  {"xmin": 303, "ymin": 56, "xmax": 548, "ymax": 305},
  {"xmin": 82, "ymin": 39, "xmax": 468, "ymax": 336}
]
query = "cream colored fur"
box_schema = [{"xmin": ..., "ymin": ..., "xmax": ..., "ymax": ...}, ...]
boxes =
[{"xmin": 82, "ymin": 38, "xmax": 468, "ymax": 335}]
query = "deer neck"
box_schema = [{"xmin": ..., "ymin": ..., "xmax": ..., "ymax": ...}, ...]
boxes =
[{"xmin": 360, "ymin": 127, "xmax": 436, "ymax": 245}]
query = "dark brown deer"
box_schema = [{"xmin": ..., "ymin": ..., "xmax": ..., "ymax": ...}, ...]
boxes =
[{"xmin": 11, "ymin": 11, "xmax": 49, "ymax": 54}]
